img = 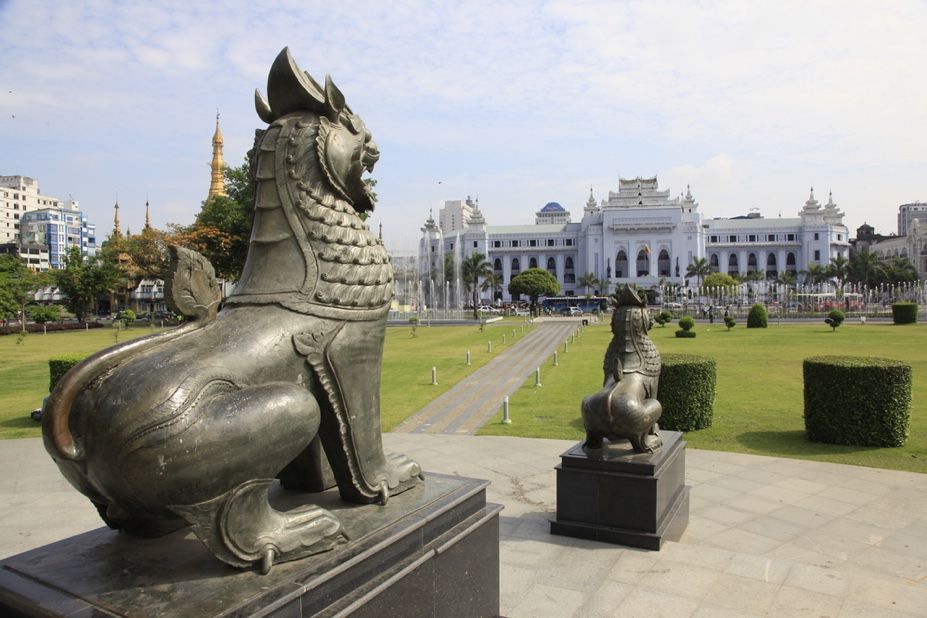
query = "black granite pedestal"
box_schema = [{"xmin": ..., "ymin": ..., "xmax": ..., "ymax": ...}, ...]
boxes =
[
  {"xmin": 0, "ymin": 473, "xmax": 501, "ymax": 617},
  {"xmin": 550, "ymin": 430, "xmax": 689, "ymax": 550}
]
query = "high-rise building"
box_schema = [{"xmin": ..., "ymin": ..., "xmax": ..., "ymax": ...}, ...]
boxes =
[
  {"xmin": 438, "ymin": 197, "xmax": 475, "ymax": 233},
  {"xmin": 19, "ymin": 196, "xmax": 97, "ymax": 270},
  {"xmin": 0, "ymin": 175, "xmax": 62, "ymax": 245},
  {"xmin": 898, "ymin": 202, "xmax": 927, "ymax": 237}
]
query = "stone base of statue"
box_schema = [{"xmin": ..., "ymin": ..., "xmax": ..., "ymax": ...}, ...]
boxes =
[
  {"xmin": 550, "ymin": 430, "xmax": 689, "ymax": 550},
  {"xmin": 0, "ymin": 474, "xmax": 501, "ymax": 617}
]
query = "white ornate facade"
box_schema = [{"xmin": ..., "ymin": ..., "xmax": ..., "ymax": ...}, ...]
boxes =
[{"xmin": 419, "ymin": 177, "xmax": 850, "ymax": 303}]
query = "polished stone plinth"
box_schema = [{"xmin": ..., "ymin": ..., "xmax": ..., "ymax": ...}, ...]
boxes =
[
  {"xmin": 0, "ymin": 473, "xmax": 501, "ymax": 617},
  {"xmin": 551, "ymin": 430, "xmax": 689, "ymax": 550}
]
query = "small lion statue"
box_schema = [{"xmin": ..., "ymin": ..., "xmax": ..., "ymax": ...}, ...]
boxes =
[
  {"xmin": 581, "ymin": 285, "xmax": 663, "ymax": 454},
  {"xmin": 42, "ymin": 48, "xmax": 421, "ymax": 573}
]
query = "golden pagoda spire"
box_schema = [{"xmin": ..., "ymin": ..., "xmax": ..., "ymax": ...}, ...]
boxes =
[
  {"xmin": 208, "ymin": 110, "xmax": 226, "ymax": 198},
  {"xmin": 144, "ymin": 199, "xmax": 152, "ymax": 230},
  {"xmin": 113, "ymin": 199, "xmax": 122, "ymax": 239}
]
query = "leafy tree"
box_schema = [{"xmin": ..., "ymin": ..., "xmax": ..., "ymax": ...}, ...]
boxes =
[
  {"xmin": 0, "ymin": 255, "xmax": 46, "ymax": 332},
  {"xmin": 170, "ymin": 158, "xmax": 255, "ymax": 280},
  {"xmin": 27, "ymin": 304, "xmax": 61, "ymax": 324},
  {"xmin": 508, "ymin": 268, "xmax": 560, "ymax": 315},
  {"xmin": 825, "ymin": 309, "xmax": 845, "ymax": 332},
  {"xmin": 578, "ymin": 272, "xmax": 600, "ymax": 297},
  {"xmin": 443, "ymin": 253, "xmax": 456, "ymax": 285},
  {"xmin": 685, "ymin": 258, "xmax": 710, "ymax": 289},
  {"xmin": 702, "ymin": 272, "xmax": 737, "ymax": 289},
  {"xmin": 723, "ymin": 315, "xmax": 736, "ymax": 331},
  {"xmin": 461, "ymin": 252, "xmax": 492, "ymax": 319},
  {"xmin": 54, "ymin": 247, "xmax": 119, "ymax": 322}
]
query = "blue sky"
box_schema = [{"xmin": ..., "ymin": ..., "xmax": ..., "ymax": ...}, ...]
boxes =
[{"xmin": 1, "ymin": 0, "xmax": 925, "ymax": 254}]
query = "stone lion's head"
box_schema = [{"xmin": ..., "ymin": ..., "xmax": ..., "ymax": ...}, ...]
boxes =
[{"xmin": 255, "ymin": 48, "xmax": 379, "ymax": 214}]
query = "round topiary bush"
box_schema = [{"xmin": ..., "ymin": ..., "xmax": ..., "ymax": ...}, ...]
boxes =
[
  {"xmin": 654, "ymin": 310, "xmax": 673, "ymax": 327},
  {"xmin": 659, "ymin": 354, "xmax": 716, "ymax": 431},
  {"xmin": 892, "ymin": 302, "xmax": 918, "ymax": 324},
  {"xmin": 723, "ymin": 315, "xmax": 736, "ymax": 330},
  {"xmin": 747, "ymin": 303, "xmax": 767, "ymax": 328},
  {"xmin": 803, "ymin": 356, "xmax": 911, "ymax": 447},
  {"xmin": 675, "ymin": 315, "xmax": 696, "ymax": 338},
  {"xmin": 49, "ymin": 355, "xmax": 85, "ymax": 392},
  {"xmin": 825, "ymin": 309, "xmax": 845, "ymax": 332}
]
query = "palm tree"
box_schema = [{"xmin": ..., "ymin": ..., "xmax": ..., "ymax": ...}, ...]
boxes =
[
  {"xmin": 886, "ymin": 256, "xmax": 917, "ymax": 283},
  {"xmin": 849, "ymin": 249, "xmax": 884, "ymax": 287},
  {"xmin": 578, "ymin": 272, "xmax": 600, "ymax": 297},
  {"xmin": 801, "ymin": 263, "xmax": 828, "ymax": 285},
  {"xmin": 826, "ymin": 255, "xmax": 850, "ymax": 287},
  {"xmin": 480, "ymin": 272, "xmax": 502, "ymax": 303},
  {"xmin": 461, "ymin": 252, "xmax": 492, "ymax": 319},
  {"xmin": 685, "ymin": 258, "xmax": 710, "ymax": 289}
]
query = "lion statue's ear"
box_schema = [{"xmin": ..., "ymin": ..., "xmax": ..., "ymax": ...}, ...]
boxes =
[
  {"xmin": 325, "ymin": 75, "xmax": 345, "ymax": 119},
  {"xmin": 255, "ymin": 47, "xmax": 328, "ymax": 123}
]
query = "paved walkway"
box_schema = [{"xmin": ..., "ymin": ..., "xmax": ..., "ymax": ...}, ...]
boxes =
[
  {"xmin": 394, "ymin": 319, "xmax": 584, "ymax": 434},
  {"xmin": 2, "ymin": 435, "xmax": 925, "ymax": 617}
]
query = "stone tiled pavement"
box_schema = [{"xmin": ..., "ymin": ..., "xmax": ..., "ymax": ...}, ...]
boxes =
[{"xmin": 3, "ymin": 434, "xmax": 926, "ymax": 617}]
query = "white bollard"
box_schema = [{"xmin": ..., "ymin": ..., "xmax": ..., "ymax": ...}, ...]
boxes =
[
  {"xmin": 535, "ymin": 366, "xmax": 542, "ymax": 387},
  {"xmin": 466, "ymin": 350, "xmax": 471, "ymax": 366},
  {"xmin": 431, "ymin": 366, "xmax": 438, "ymax": 385},
  {"xmin": 502, "ymin": 396, "xmax": 511, "ymax": 424},
  {"xmin": 553, "ymin": 351, "xmax": 559, "ymax": 366},
  {"xmin": 488, "ymin": 341, "xmax": 492, "ymax": 353},
  {"xmin": 502, "ymin": 334, "xmax": 506, "ymax": 344}
]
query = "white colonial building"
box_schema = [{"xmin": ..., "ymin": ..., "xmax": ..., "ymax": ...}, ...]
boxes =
[{"xmin": 419, "ymin": 176, "xmax": 850, "ymax": 304}]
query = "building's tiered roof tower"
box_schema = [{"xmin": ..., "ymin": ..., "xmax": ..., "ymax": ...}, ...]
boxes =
[{"xmin": 208, "ymin": 112, "xmax": 226, "ymax": 198}]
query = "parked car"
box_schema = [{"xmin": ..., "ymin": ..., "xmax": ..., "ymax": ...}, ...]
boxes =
[
  {"xmin": 559, "ymin": 307, "xmax": 583, "ymax": 316},
  {"xmin": 477, "ymin": 305, "xmax": 501, "ymax": 314}
]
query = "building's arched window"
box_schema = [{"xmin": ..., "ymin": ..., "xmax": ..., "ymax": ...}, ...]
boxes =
[
  {"xmin": 728, "ymin": 253, "xmax": 739, "ymax": 275},
  {"xmin": 546, "ymin": 257, "xmax": 556, "ymax": 274},
  {"xmin": 511, "ymin": 258, "xmax": 520, "ymax": 275},
  {"xmin": 529, "ymin": 257, "xmax": 538, "ymax": 269},
  {"xmin": 747, "ymin": 253, "xmax": 758, "ymax": 273},
  {"xmin": 786, "ymin": 252, "xmax": 796, "ymax": 273},
  {"xmin": 636, "ymin": 249, "xmax": 650, "ymax": 277},
  {"xmin": 766, "ymin": 254, "xmax": 777, "ymax": 279},
  {"xmin": 658, "ymin": 249, "xmax": 671, "ymax": 276},
  {"xmin": 564, "ymin": 257, "xmax": 575, "ymax": 284},
  {"xmin": 493, "ymin": 258, "xmax": 503, "ymax": 281},
  {"xmin": 709, "ymin": 254, "xmax": 719, "ymax": 273},
  {"xmin": 615, "ymin": 250, "xmax": 628, "ymax": 278}
]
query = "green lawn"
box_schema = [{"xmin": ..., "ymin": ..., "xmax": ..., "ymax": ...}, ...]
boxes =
[
  {"xmin": 0, "ymin": 325, "xmax": 168, "ymax": 439},
  {"xmin": 5, "ymin": 319, "xmax": 927, "ymax": 474},
  {"xmin": 479, "ymin": 320, "xmax": 927, "ymax": 474},
  {"xmin": 0, "ymin": 320, "xmax": 528, "ymax": 439}
]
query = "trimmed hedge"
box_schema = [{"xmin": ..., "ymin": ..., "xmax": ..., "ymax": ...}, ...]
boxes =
[
  {"xmin": 49, "ymin": 356, "xmax": 85, "ymax": 392},
  {"xmin": 659, "ymin": 354, "xmax": 716, "ymax": 431},
  {"xmin": 747, "ymin": 303, "xmax": 768, "ymax": 328},
  {"xmin": 892, "ymin": 302, "xmax": 918, "ymax": 324},
  {"xmin": 803, "ymin": 356, "xmax": 911, "ymax": 447},
  {"xmin": 0, "ymin": 322, "xmax": 104, "ymax": 336}
]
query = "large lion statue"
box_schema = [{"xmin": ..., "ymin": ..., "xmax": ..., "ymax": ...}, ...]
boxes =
[{"xmin": 42, "ymin": 48, "xmax": 421, "ymax": 573}]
